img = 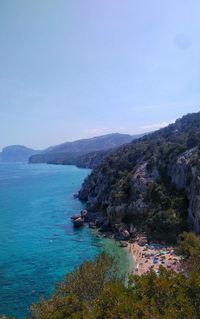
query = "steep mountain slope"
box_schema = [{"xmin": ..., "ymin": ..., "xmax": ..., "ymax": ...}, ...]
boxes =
[
  {"xmin": 32, "ymin": 149, "xmax": 112, "ymax": 168},
  {"xmin": 1, "ymin": 145, "xmax": 38, "ymax": 162},
  {"xmin": 29, "ymin": 133, "xmax": 143, "ymax": 166},
  {"xmin": 74, "ymin": 149, "xmax": 112, "ymax": 168},
  {"xmin": 79, "ymin": 112, "xmax": 200, "ymax": 241},
  {"xmin": 46, "ymin": 133, "xmax": 135, "ymax": 153}
]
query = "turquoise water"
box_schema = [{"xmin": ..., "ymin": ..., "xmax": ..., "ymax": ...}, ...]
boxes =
[{"xmin": 0, "ymin": 163, "xmax": 132, "ymax": 319}]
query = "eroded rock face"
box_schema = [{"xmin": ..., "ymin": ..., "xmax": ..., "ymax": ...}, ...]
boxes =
[
  {"xmin": 79, "ymin": 161, "xmax": 158, "ymax": 229},
  {"xmin": 187, "ymin": 165, "xmax": 200, "ymax": 233},
  {"xmin": 168, "ymin": 148, "xmax": 200, "ymax": 232},
  {"xmin": 107, "ymin": 204, "xmax": 127, "ymax": 224},
  {"xmin": 168, "ymin": 148, "xmax": 196, "ymax": 190},
  {"xmin": 131, "ymin": 163, "xmax": 158, "ymax": 194},
  {"xmin": 102, "ymin": 163, "xmax": 159, "ymax": 225}
]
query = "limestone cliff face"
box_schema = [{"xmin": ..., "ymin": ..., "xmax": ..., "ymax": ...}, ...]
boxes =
[
  {"xmin": 79, "ymin": 160, "xmax": 161, "ymax": 226},
  {"xmin": 79, "ymin": 112, "xmax": 200, "ymax": 238},
  {"xmin": 188, "ymin": 165, "xmax": 200, "ymax": 232},
  {"xmin": 168, "ymin": 148, "xmax": 200, "ymax": 232},
  {"xmin": 168, "ymin": 148, "xmax": 195, "ymax": 190}
]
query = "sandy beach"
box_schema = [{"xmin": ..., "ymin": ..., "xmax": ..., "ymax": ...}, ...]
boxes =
[{"xmin": 128, "ymin": 235, "xmax": 182, "ymax": 275}]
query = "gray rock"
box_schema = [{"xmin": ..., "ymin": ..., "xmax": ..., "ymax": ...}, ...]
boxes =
[
  {"xmin": 71, "ymin": 214, "xmax": 81, "ymax": 220},
  {"xmin": 73, "ymin": 217, "xmax": 84, "ymax": 227},
  {"xmin": 81, "ymin": 209, "xmax": 88, "ymax": 218},
  {"xmin": 121, "ymin": 230, "xmax": 130, "ymax": 240},
  {"xmin": 99, "ymin": 220, "xmax": 110, "ymax": 232},
  {"xmin": 89, "ymin": 222, "xmax": 96, "ymax": 229},
  {"xmin": 95, "ymin": 217, "xmax": 107, "ymax": 228}
]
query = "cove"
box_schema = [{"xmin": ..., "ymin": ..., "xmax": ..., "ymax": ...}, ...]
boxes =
[{"xmin": 0, "ymin": 163, "xmax": 131, "ymax": 319}]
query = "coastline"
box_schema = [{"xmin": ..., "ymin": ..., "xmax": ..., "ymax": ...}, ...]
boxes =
[
  {"xmin": 74, "ymin": 209, "xmax": 182, "ymax": 275},
  {"xmin": 83, "ymin": 216, "xmax": 181, "ymax": 276},
  {"xmin": 80, "ymin": 216, "xmax": 181, "ymax": 276},
  {"xmin": 92, "ymin": 232, "xmax": 135, "ymax": 276},
  {"xmin": 100, "ymin": 236, "xmax": 181, "ymax": 277},
  {"xmin": 127, "ymin": 235, "xmax": 182, "ymax": 275}
]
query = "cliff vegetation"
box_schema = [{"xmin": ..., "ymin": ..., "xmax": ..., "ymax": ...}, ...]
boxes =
[{"xmin": 79, "ymin": 112, "xmax": 200, "ymax": 242}]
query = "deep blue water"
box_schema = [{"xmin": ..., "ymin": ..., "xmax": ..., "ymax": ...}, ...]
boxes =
[
  {"xmin": 0, "ymin": 163, "xmax": 98, "ymax": 318},
  {"xmin": 0, "ymin": 163, "xmax": 131, "ymax": 319}
]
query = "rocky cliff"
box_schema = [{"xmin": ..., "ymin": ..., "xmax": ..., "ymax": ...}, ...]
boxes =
[
  {"xmin": 79, "ymin": 112, "xmax": 200, "ymax": 242},
  {"xmin": 168, "ymin": 148, "xmax": 200, "ymax": 233},
  {"xmin": 74, "ymin": 149, "xmax": 112, "ymax": 169}
]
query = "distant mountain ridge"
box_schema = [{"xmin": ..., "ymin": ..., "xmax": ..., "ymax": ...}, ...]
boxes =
[
  {"xmin": 1, "ymin": 133, "xmax": 145, "ymax": 166},
  {"xmin": 29, "ymin": 133, "xmax": 145, "ymax": 167},
  {"xmin": 44, "ymin": 133, "xmax": 135, "ymax": 154}
]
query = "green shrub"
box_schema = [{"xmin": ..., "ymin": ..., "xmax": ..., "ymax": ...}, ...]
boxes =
[
  {"xmin": 176, "ymin": 232, "xmax": 200, "ymax": 258},
  {"xmin": 27, "ymin": 253, "xmax": 200, "ymax": 319}
]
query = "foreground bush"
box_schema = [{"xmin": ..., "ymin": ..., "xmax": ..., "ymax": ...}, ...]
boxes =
[
  {"xmin": 176, "ymin": 232, "xmax": 200, "ymax": 258},
  {"xmin": 25, "ymin": 252, "xmax": 200, "ymax": 319}
]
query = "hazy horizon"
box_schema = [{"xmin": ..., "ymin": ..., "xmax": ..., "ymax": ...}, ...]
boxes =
[
  {"xmin": 0, "ymin": 130, "xmax": 153, "ymax": 151},
  {"xmin": 1, "ymin": 0, "xmax": 200, "ymax": 150}
]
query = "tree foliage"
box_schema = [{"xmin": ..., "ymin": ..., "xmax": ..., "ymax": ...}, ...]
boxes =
[
  {"xmin": 176, "ymin": 232, "xmax": 200, "ymax": 258},
  {"xmin": 22, "ymin": 252, "xmax": 200, "ymax": 319}
]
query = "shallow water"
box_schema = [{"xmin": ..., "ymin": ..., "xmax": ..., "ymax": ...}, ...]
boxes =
[{"xmin": 0, "ymin": 163, "xmax": 131, "ymax": 318}]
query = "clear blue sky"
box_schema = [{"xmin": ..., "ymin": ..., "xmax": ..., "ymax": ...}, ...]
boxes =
[{"xmin": 0, "ymin": 0, "xmax": 200, "ymax": 150}]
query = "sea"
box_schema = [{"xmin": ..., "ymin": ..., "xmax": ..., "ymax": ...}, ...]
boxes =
[{"xmin": 0, "ymin": 162, "xmax": 132, "ymax": 319}]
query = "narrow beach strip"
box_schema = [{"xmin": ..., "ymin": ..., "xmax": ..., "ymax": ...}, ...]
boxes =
[{"xmin": 128, "ymin": 235, "xmax": 182, "ymax": 275}]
